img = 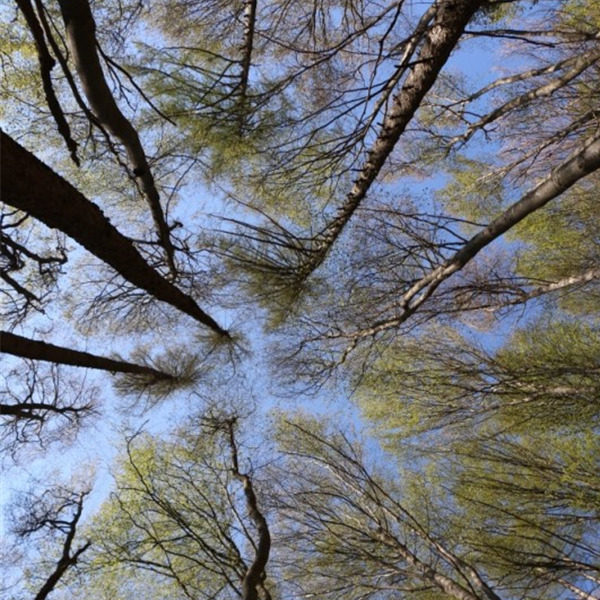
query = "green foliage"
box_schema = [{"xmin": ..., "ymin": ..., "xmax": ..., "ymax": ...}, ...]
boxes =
[{"xmin": 84, "ymin": 423, "xmax": 240, "ymax": 598}]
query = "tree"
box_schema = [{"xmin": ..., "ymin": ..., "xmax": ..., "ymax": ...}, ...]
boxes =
[
  {"xmin": 83, "ymin": 411, "xmax": 273, "ymax": 600},
  {"xmin": 1, "ymin": 130, "xmax": 227, "ymax": 336},
  {"xmin": 7, "ymin": 484, "xmax": 92, "ymax": 600},
  {"xmin": 270, "ymin": 416, "xmax": 506, "ymax": 600},
  {"xmin": 1, "ymin": 330, "xmax": 173, "ymax": 379},
  {"xmin": 0, "ymin": 206, "xmax": 66, "ymax": 326},
  {"xmin": 0, "ymin": 361, "xmax": 95, "ymax": 457},
  {"xmin": 1, "ymin": 0, "xmax": 599, "ymax": 598}
]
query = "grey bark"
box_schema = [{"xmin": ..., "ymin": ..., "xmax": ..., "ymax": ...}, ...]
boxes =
[
  {"xmin": 238, "ymin": 0, "xmax": 257, "ymax": 130},
  {"xmin": 298, "ymin": 0, "xmax": 484, "ymax": 279}
]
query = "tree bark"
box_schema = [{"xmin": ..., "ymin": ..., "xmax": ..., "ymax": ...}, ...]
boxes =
[
  {"xmin": 237, "ymin": 0, "xmax": 257, "ymax": 131},
  {"xmin": 298, "ymin": 0, "xmax": 484, "ymax": 279},
  {"xmin": 0, "ymin": 330, "xmax": 171, "ymax": 378},
  {"xmin": 56, "ymin": 0, "xmax": 176, "ymax": 273},
  {"xmin": 1, "ymin": 131, "xmax": 227, "ymax": 335}
]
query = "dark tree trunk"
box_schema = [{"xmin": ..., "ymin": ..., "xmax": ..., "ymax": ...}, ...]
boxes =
[
  {"xmin": 1, "ymin": 131, "xmax": 227, "ymax": 335},
  {"xmin": 1, "ymin": 330, "xmax": 172, "ymax": 378},
  {"xmin": 57, "ymin": 0, "xmax": 176, "ymax": 273}
]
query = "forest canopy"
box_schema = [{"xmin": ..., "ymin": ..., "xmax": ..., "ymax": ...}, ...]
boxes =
[{"xmin": 1, "ymin": 0, "xmax": 599, "ymax": 598}]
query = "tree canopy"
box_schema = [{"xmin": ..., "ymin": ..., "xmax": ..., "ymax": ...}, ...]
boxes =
[{"xmin": 1, "ymin": 0, "xmax": 598, "ymax": 598}]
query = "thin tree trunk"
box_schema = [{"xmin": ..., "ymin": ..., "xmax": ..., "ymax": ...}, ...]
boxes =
[
  {"xmin": 345, "ymin": 131, "xmax": 600, "ymax": 341},
  {"xmin": 56, "ymin": 0, "xmax": 176, "ymax": 274},
  {"xmin": 14, "ymin": 0, "xmax": 79, "ymax": 165},
  {"xmin": 298, "ymin": 0, "xmax": 484, "ymax": 279},
  {"xmin": 473, "ymin": 266, "xmax": 600, "ymax": 312},
  {"xmin": 226, "ymin": 419, "xmax": 271, "ymax": 600},
  {"xmin": 1, "ymin": 131, "xmax": 227, "ymax": 335},
  {"xmin": 33, "ymin": 492, "xmax": 90, "ymax": 600},
  {"xmin": 1, "ymin": 330, "xmax": 171, "ymax": 379}
]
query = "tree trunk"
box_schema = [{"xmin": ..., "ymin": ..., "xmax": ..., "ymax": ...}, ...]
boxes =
[
  {"xmin": 347, "ymin": 131, "xmax": 600, "ymax": 340},
  {"xmin": 57, "ymin": 0, "xmax": 176, "ymax": 273},
  {"xmin": 226, "ymin": 419, "xmax": 271, "ymax": 600},
  {"xmin": 1, "ymin": 131, "xmax": 227, "ymax": 335},
  {"xmin": 238, "ymin": 0, "xmax": 257, "ymax": 131},
  {"xmin": 300, "ymin": 0, "xmax": 484, "ymax": 278},
  {"xmin": 1, "ymin": 330, "xmax": 171, "ymax": 378}
]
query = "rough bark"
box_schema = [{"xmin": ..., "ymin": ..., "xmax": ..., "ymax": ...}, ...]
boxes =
[
  {"xmin": 56, "ymin": 0, "xmax": 176, "ymax": 273},
  {"xmin": 299, "ymin": 0, "xmax": 484, "ymax": 279},
  {"xmin": 0, "ymin": 331, "xmax": 172, "ymax": 379},
  {"xmin": 1, "ymin": 131, "xmax": 227, "ymax": 335}
]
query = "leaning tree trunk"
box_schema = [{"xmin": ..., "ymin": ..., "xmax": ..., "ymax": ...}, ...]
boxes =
[
  {"xmin": 32, "ymin": 491, "xmax": 90, "ymax": 600},
  {"xmin": 298, "ymin": 0, "xmax": 484, "ymax": 280},
  {"xmin": 1, "ymin": 330, "xmax": 172, "ymax": 379},
  {"xmin": 1, "ymin": 131, "xmax": 228, "ymax": 336},
  {"xmin": 346, "ymin": 131, "xmax": 600, "ymax": 340},
  {"xmin": 57, "ymin": 0, "xmax": 177, "ymax": 274}
]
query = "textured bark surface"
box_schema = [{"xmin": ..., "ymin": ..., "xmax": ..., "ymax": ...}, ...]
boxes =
[
  {"xmin": 301, "ymin": 0, "xmax": 484, "ymax": 278},
  {"xmin": 1, "ymin": 131, "xmax": 227, "ymax": 335},
  {"xmin": 1, "ymin": 330, "xmax": 171, "ymax": 378}
]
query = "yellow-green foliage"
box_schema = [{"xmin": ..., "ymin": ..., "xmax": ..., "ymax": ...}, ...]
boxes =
[
  {"xmin": 437, "ymin": 157, "xmax": 506, "ymax": 230},
  {"xmin": 513, "ymin": 177, "xmax": 599, "ymax": 276},
  {"xmin": 85, "ymin": 427, "xmax": 235, "ymax": 597}
]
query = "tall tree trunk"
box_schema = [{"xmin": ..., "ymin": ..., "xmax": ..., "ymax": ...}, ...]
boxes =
[
  {"xmin": 1, "ymin": 131, "xmax": 227, "ymax": 336},
  {"xmin": 225, "ymin": 419, "xmax": 271, "ymax": 600},
  {"xmin": 298, "ymin": 0, "xmax": 484, "ymax": 279},
  {"xmin": 1, "ymin": 330, "xmax": 171, "ymax": 378},
  {"xmin": 238, "ymin": 0, "xmax": 257, "ymax": 131},
  {"xmin": 56, "ymin": 0, "xmax": 176, "ymax": 274}
]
